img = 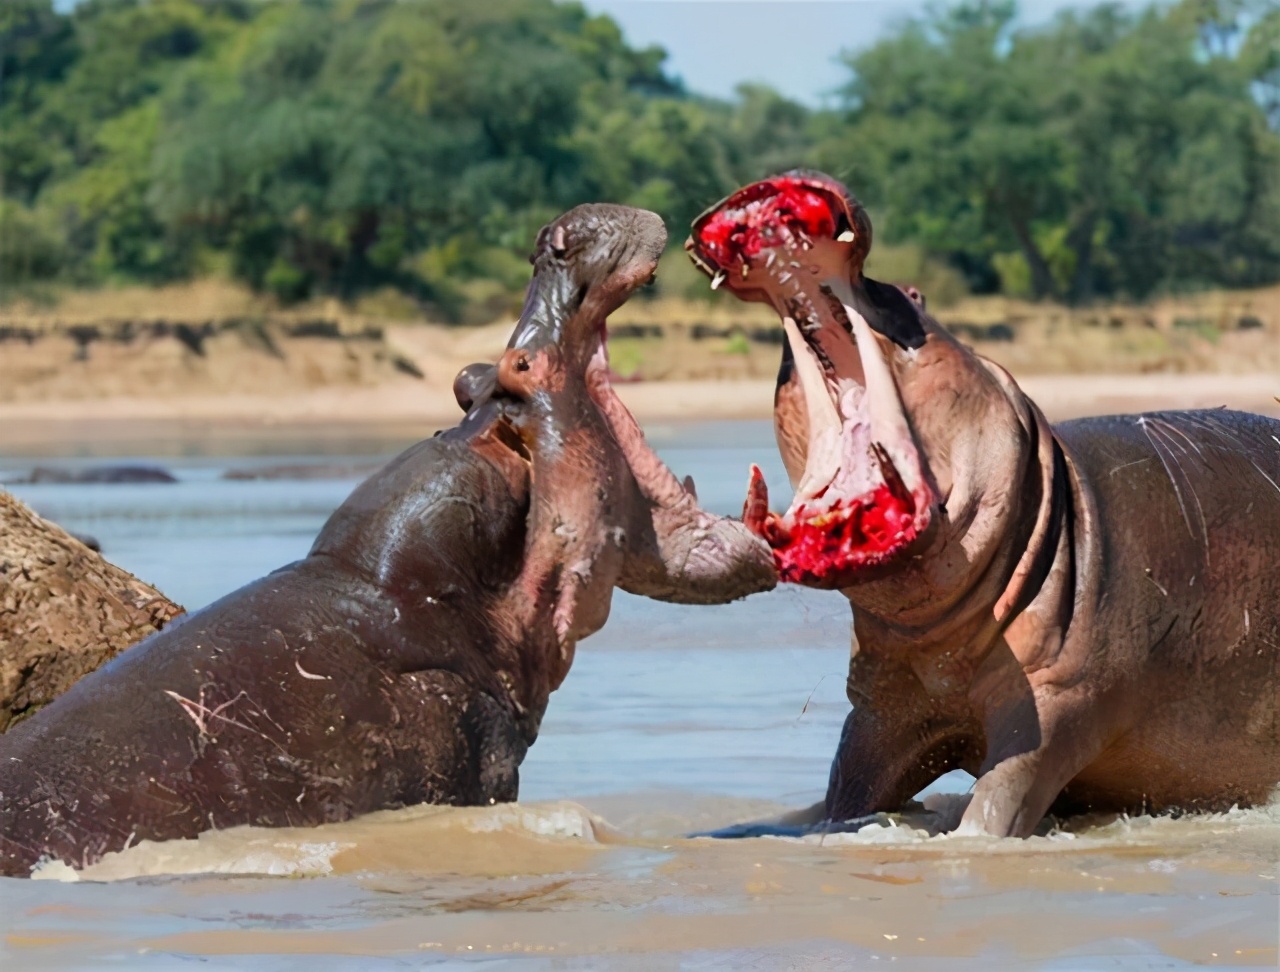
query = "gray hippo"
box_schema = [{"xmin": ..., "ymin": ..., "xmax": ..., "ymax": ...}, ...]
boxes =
[
  {"xmin": 0, "ymin": 204, "xmax": 775, "ymax": 876},
  {"xmin": 684, "ymin": 171, "xmax": 1279, "ymax": 837}
]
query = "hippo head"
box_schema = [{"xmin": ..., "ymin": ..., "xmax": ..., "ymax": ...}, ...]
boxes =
[
  {"xmin": 452, "ymin": 205, "xmax": 669, "ymax": 677},
  {"xmin": 454, "ymin": 204, "xmax": 666, "ymax": 418},
  {"xmin": 497, "ymin": 205, "xmax": 666, "ymax": 404},
  {"xmin": 452, "ymin": 203, "xmax": 773, "ymax": 691},
  {"xmin": 687, "ymin": 171, "xmax": 991, "ymax": 594}
]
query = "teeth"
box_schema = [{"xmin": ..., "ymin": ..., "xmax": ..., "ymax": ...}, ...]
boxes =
[
  {"xmin": 828, "ymin": 278, "xmax": 921, "ymax": 495},
  {"xmin": 782, "ymin": 315, "xmax": 842, "ymax": 501},
  {"xmin": 765, "ymin": 251, "xmax": 776, "ymax": 268},
  {"xmin": 741, "ymin": 264, "xmax": 750, "ymax": 279},
  {"xmin": 837, "ymin": 230, "xmax": 856, "ymax": 243},
  {"xmin": 711, "ymin": 270, "xmax": 726, "ymax": 291}
]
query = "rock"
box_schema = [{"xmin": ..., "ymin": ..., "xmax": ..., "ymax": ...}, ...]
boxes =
[{"xmin": 0, "ymin": 490, "xmax": 184, "ymax": 732}]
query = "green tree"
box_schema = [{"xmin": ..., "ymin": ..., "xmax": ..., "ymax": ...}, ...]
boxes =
[{"xmin": 824, "ymin": 0, "xmax": 1280, "ymax": 302}]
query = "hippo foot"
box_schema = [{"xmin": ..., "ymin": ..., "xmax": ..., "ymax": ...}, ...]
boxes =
[{"xmin": 688, "ymin": 813, "xmax": 891, "ymax": 840}]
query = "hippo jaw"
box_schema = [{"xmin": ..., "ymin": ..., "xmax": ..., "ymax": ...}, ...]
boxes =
[{"xmin": 688, "ymin": 172, "xmax": 935, "ymax": 589}]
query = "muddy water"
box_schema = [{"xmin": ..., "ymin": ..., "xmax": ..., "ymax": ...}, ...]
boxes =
[{"xmin": 2, "ymin": 422, "xmax": 1277, "ymax": 970}]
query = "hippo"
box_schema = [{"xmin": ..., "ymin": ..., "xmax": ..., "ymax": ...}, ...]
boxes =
[
  {"xmin": 683, "ymin": 171, "xmax": 1280, "ymax": 837},
  {"xmin": 0, "ymin": 204, "xmax": 775, "ymax": 876},
  {"xmin": 8, "ymin": 465, "xmax": 178, "ymax": 485}
]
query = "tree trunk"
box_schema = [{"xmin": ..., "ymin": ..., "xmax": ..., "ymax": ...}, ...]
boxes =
[
  {"xmin": 1009, "ymin": 215, "xmax": 1059, "ymax": 301},
  {"xmin": 0, "ymin": 490, "xmax": 184, "ymax": 732},
  {"xmin": 1065, "ymin": 209, "xmax": 1098, "ymax": 305}
]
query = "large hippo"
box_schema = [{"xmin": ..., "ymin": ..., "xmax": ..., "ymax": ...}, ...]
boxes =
[
  {"xmin": 684, "ymin": 171, "xmax": 1280, "ymax": 837},
  {"xmin": 0, "ymin": 204, "xmax": 775, "ymax": 876}
]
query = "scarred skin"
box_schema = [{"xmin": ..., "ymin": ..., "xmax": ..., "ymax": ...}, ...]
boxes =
[
  {"xmin": 0, "ymin": 204, "xmax": 775, "ymax": 876},
  {"xmin": 688, "ymin": 171, "xmax": 1280, "ymax": 837}
]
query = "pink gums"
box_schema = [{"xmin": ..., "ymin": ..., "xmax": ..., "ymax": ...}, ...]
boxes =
[{"xmin": 696, "ymin": 177, "xmax": 836, "ymax": 270}]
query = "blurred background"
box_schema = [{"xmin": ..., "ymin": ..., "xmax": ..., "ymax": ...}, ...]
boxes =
[{"xmin": 1, "ymin": 0, "xmax": 1278, "ymax": 420}]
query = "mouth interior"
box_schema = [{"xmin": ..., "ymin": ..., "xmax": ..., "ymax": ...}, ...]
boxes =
[
  {"xmin": 696, "ymin": 177, "xmax": 837, "ymax": 275},
  {"xmin": 693, "ymin": 178, "xmax": 931, "ymax": 587}
]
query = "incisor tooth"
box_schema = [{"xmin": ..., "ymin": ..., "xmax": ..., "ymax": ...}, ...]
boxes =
[{"xmin": 711, "ymin": 270, "xmax": 726, "ymax": 291}]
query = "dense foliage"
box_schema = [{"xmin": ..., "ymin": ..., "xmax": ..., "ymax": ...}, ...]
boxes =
[
  {"xmin": 2, "ymin": 0, "xmax": 1277, "ymax": 312},
  {"xmin": 827, "ymin": 0, "xmax": 1280, "ymax": 302}
]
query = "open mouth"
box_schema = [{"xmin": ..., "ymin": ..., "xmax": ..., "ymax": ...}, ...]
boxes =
[{"xmin": 688, "ymin": 174, "xmax": 933, "ymax": 588}]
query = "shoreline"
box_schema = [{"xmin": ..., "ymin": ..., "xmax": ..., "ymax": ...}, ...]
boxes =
[{"xmin": 1, "ymin": 373, "xmax": 1277, "ymax": 455}]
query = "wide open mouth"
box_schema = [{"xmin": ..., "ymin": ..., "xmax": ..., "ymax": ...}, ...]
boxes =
[{"xmin": 689, "ymin": 175, "xmax": 933, "ymax": 588}]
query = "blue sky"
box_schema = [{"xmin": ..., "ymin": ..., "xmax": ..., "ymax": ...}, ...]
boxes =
[
  {"xmin": 582, "ymin": 0, "xmax": 1153, "ymax": 104},
  {"xmin": 51, "ymin": 0, "xmax": 1154, "ymax": 106}
]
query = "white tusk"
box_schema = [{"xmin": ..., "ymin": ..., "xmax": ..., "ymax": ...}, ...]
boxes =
[
  {"xmin": 711, "ymin": 270, "xmax": 726, "ymax": 291},
  {"xmin": 837, "ymin": 230, "xmax": 856, "ymax": 243},
  {"xmin": 828, "ymin": 278, "xmax": 921, "ymax": 493},
  {"xmin": 781, "ymin": 315, "xmax": 842, "ymax": 500}
]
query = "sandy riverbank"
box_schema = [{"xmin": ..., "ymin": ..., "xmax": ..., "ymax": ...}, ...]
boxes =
[
  {"xmin": 2, "ymin": 278, "xmax": 1277, "ymax": 452},
  {"xmin": 1, "ymin": 372, "xmax": 1277, "ymax": 455}
]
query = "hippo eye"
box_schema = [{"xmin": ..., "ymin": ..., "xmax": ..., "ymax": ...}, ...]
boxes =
[{"xmin": 515, "ymin": 356, "xmax": 530, "ymax": 372}]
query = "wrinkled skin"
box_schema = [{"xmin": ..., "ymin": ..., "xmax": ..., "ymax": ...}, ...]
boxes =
[
  {"xmin": 0, "ymin": 204, "xmax": 775, "ymax": 877},
  {"xmin": 688, "ymin": 171, "xmax": 1280, "ymax": 837}
]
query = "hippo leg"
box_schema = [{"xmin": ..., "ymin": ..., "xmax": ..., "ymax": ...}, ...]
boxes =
[
  {"xmin": 824, "ymin": 654, "xmax": 979, "ymax": 821},
  {"xmin": 958, "ymin": 688, "xmax": 1110, "ymax": 837}
]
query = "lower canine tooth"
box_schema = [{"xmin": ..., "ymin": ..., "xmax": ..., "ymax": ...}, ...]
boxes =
[
  {"xmin": 837, "ymin": 230, "xmax": 856, "ymax": 243},
  {"xmin": 782, "ymin": 315, "xmax": 842, "ymax": 499}
]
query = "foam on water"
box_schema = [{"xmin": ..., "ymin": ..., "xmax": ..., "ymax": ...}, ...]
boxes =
[
  {"xmin": 30, "ymin": 790, "xmax": 1280, "ymax": 885},
  {"xmin": 778, "ymin": 792, "xmax": 1280, "ymax": 854},
  {"xmin": 32, "ymin": 801, "xmax": 607, "ymax": 883}
]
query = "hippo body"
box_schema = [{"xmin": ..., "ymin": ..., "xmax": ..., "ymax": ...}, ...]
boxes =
[
  {"xmin": 1047, "ymin": 409, "xmax": 1279, "ymax": 813},
  {"xmin": 0, "ymin": 416, "xmax": 538, "ymax": 875}
]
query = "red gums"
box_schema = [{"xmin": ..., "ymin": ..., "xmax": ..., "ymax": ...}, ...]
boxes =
[
  {"xmin": 695, "ymin": 177, "xmax": 836, "ymax": 270},
  {"xmin": 773, "ymin": 485, "xmax": 918, "ymax": 586}
]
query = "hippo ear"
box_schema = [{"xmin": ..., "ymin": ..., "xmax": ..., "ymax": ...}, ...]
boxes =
[
  {"xmin": 453, "ymin": 363, "xmax": 497, "ymax": 412},
  {"xmin": 847, "ymin": 276, "xmax": 928, "ymax": 351}
]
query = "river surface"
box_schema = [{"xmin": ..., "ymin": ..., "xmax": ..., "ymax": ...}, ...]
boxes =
[{"xmin": 1, "ymin": 421, "xmax": 1276, "ymax": 970}]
